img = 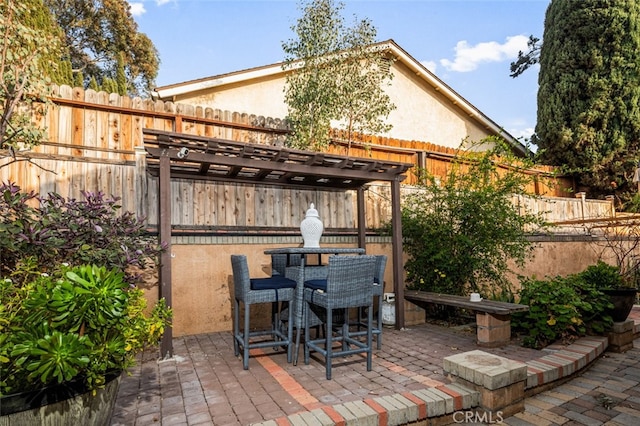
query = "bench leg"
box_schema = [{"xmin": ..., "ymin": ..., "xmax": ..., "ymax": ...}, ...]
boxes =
[{"xmin": 476, "ymin": 312, "xmax": 511, "ymax": 347}]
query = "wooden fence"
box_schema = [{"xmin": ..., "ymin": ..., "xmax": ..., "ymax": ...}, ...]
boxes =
[{"xmin": 0, "ymin": 85, "xmax": 593, "ymax": 232}]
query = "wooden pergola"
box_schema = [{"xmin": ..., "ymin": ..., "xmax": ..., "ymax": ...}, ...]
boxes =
[{"xmin": 142, "ymin": 129, "xmax": 413, "ymax": 357}]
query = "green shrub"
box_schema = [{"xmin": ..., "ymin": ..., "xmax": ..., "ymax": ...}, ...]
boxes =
[
  {"xmin": 0, "ymin": 181, "xmax": 164, "ymax": 286},
  {"xmin": 513, "ymin": 272, "xmax": 613, "ymax": 349},
  {"xmin": 579, "ymin": 261, "xmax": 624, "ymax": 289},
  {"xmin": 0, "ymin": 182, "xmax": 172, "ymax": 396},
  {"xmin": 1, "ymin": 263, "xmax": 171, "ymax": 395},
  {"xmin": 398, "ymin": 139, "xmax": 548, "ymax": 297}
]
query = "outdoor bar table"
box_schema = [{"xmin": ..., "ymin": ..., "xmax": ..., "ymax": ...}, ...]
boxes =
[
  {"xmin": 263, "ymin": 247, "xmax": 366, "ymax": 364},
  {"xmin": 264, "ymin": 246, "xmax": 365, "ymax": 266}
]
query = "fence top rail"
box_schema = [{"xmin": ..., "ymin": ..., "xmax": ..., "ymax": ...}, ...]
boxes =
[{"xmin": 142, "ymin": 129, "xmax": 414, "ymax": 190}]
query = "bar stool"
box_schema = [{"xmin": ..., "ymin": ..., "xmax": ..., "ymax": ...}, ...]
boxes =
[
  {"xmin": 303, "ymin": 255, "xmax": 377, "ymax": 379},
  {"xmin": 285, "ymin": 258, "xmax": 329, "ymax": 365},
  {"xmin": 270, "ymin": 253, "xmax": 301, "ymax": 276},
  {"xmin": 354, "ymin": 255, "xmax": 387, "ymax": 349},
  {"xmin": 230, "ymin": 255, "xmax": 296, "ymax": 369}
]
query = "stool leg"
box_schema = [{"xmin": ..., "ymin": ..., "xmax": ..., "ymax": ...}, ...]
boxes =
[
  {"xmin": 233, "ymin": 298, "xmax": 240, "ymax": 356},
  {"xmin": 286, "ymin": 301, "xmax": 294, "ymax": 363},
  {"xmin": 367, "ymin": 302, "xmax": 373, "ymax": 372},
  {"xmin": 326, "ymin": 307, "xmax": 333, "ymax": 380},
  {"xmin": 304, "ymin": 304, "xmax": 311, "ymax": 365},
  {"xmin": 342, "ymin": 308, "xmax": 349, "ymax": 352},
  {"xmin": 294, "ymin": 327, "xmax": 302, "ymax": 366},
  {"xmin": 243, "ymin": 303, "xmax": 250, "ymax": 370},
  {"xmin": 376, "ymin": 294, "xmax": 383, "ymax": 350}
]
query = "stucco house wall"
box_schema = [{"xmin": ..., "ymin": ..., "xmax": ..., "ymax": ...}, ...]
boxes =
[
  {"xmin": 162, "ymin": 236, "xmax": 603, "ymax": 337},
  {"xmin": 154, "ymin": 40, "xmax": 524, "ymax": 154}
]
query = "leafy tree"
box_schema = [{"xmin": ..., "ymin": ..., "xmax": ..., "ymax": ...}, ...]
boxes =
[
  {"xmin": 0, "ymin": 0, "xmax": 63, "ymax": 153},
  {"xmin": 44, "ymin": 0, "xmax": 160, "ymax": 94},
  {"xmin": 88, "ymin": 76, "xmax": 99, "ymax": 91},
  {"xmin": 334, "ymin": 22, "xmax": 395, "ymax": 153},
  {"xmin": 513, "ymin": 1, "xmax": 640, "ymax": 203},
  {"xmin": 509, "ymin": 35, "xmax": 541, "ymax": 78},
  {"xmin": 115, "ymin": 51, "xmax": 128, "ymax": 95},
  {"xmin": 282, "ymin": 0, "xmax": 395, "ymax": 151},
  {"xmin": 399, "ymin": 138, "xmax": 547, "ymax": 299},
  {"xmin": 73, "ymin": 71, "xmax": 85, "ymax": 88}
]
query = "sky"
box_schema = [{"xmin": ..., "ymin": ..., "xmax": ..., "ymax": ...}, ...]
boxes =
[{"xmin": 127, "ymin": 0, "xmax": 550, "ymax": 144}]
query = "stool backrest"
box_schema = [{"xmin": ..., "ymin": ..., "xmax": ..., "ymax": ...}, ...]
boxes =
[
  {"xmin": 325, "ymin": 255, "xmax": 376, "ymax": 307},
  {"xmin": 374, "ymin": 255, "xmax": 387, "ymax": 285},
  {"xmin": 271, "ymin": 253, "xmax": 302, "ymax": 276},
  {"xmin": 230, "ymin": 255, "xmax": 250, "ymax": 299}
]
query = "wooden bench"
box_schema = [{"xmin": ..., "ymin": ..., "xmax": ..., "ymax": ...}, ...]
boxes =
[{"xmin": 404, "ymin": 290, "xmax": 529, "ymax": 347}]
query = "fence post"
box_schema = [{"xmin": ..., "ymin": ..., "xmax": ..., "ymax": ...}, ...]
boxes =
[
  {"xmin": 575, "ymin": 191, "xmax": 586, "ymax": 221},
  {"xmin": 134, "ymin": 146, "xmax": 148, "ymax": 224},
  {"xmin": 605, "ymin": 195, "xmax": 616, "ymax": 218}
]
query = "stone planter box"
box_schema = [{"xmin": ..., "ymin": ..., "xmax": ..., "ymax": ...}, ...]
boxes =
[{"xmin": 0, "ymin": 371, "xmax": 120, "ymax": 426}]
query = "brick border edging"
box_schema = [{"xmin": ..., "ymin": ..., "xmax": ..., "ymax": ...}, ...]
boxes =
[
  {"xmin": 524, "ymin": 336, "xmax": 608, "ymax": 393},
  {"xmin": 252, "ymin": 336, "xmax": 610, "ymax": 426}
]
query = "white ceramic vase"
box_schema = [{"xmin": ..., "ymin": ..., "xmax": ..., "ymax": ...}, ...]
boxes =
[{"xmin": 300, "ymin": 203, "xmax": 323, "ymax": 248}]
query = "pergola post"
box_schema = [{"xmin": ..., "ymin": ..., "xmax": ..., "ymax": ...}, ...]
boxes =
[
  {"xmin": 357, "ymin": 187, "xmax": 366, "ymax": 249},
  {"xmin": 158, "ymin": 139, "xmax": 173, "ymax": 358},
  {"xmin": 391, "ymin": 178, "xmax": 404, "ymax": 329}
]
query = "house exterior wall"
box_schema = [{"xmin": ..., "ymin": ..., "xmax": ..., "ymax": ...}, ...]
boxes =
[
  {"xmin": 384, "ymin": 60, "xmax": 491, "ymax": 147},
  {"xmin": 177, "ymin": 73, "xmax": 287, "ymax": 120},
  {"xmin": 171, "ymin": 61, "xmax": 496, "ymax": 150},
  {"xmin": 165, "ymin": 236, "xmax": 603, "ymax": 337}
]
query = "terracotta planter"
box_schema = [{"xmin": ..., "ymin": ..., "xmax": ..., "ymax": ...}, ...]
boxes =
[
  {"xmin": 603, "ymin": 288, "xmax": 638, "ymax": 322},
  {"xmin": 0, "ymin": 371, "xmax": 120, "ymax": 425}
]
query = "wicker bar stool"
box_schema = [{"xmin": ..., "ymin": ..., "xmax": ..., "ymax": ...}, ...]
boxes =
[
  {"xmin": 353, "ymin": 255, "xmax": 388, "ymax": 349},
  {"xmin": 230, "ymin": 255, "xmax": 296, "ymax": 369},
  {"xmin": 302, "ymin": 255, "xmax": 377, "ymax": 379}
]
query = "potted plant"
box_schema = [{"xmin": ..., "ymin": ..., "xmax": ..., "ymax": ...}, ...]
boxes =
[
  {"xmin": 0, "ymin": 182, "xmax": 171, "ymax": 423},
  {"xmin": 586, "ymin": 219, "xmax": 640, "ymax": 322},
  {"xmin": 579, "ymin": 261, "xmax": 637, "ymax": 322}
]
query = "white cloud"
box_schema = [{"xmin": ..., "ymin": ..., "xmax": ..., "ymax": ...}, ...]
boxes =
[
  {"xmin": 128, "ymin": 2, "xmax": 146, "ymax": 16},
  {"xmin": 420, "ymin": 60, "xmax": 437, "ymax": 74},
  {"xmin": 508, "ymin": 126, "xmax": 535, "ymax": 141},
  {"xmin": 440, "ymin": 35, "xmax": 529, "ymax": 73},
  {"xmin": 156, "ymin": 0, "xmax": 171, "ymax": 5}
]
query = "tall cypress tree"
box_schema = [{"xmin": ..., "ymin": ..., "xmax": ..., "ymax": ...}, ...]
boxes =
[{"xmin": 535, "ymin": 0, "xmax": 640, "ymax": 197}]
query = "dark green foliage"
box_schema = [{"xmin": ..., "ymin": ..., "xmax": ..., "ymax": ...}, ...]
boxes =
[
  {"xmin": 0, "ymin": 0, "xmax": 63, "ymax": 151},
  {"xmin": 0, "ymin": 181, "xmax": 164, "ymax": 286},
  {"xmin": 56, "ymin": 59, "xmax": 74, "ymax": 86},
  {"xmin": 1, "ymin": 264, "xmax": 171, "ymax": 394},
  {"xmin": 115, "ymin": 51, "xmax": 128, "ymax": 95},
  {"xmin": 101, "ymin": 77, "xmax": 118, "ymax": 94},
  {"xmin": 513, "ymin": 268, "xmax": 614, "ymax": 349},
  {"xmin": 73, "ymin": 71, "xmax": 84, "ymax": 88},
  {"xmin": 399, "ymin": 138, "xmax": 547, "ymax": 298},
  {"xmin": 579, "ymin": 261, "xmax": 624, "ymax": 290},
  {"xmin": 88, "ymin": 76, "xmax": 99, "ymax": 91},
  {"xmin": 509, "ymin": 35, "xmax": 541, "ymax": 78},
  {"xmin": 535, "ymin": 0, "xmax": 640, "ymax": 201},
  {"xmin": 0, "ymin": 182, "xmax": 171, "ymax": 395}
]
